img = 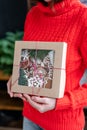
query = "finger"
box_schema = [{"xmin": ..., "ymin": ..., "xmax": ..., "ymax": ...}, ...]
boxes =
[
  {"xmin": 23, "ymin": 94, "xmax": 32, "ymax": 101},
  {"xmin": 23, "ymin": 94, "xmax": 40, "ymax": 105},
  {"xmin": 23, "ymin": 94, "xmax": 45, "ymax": 112},
  {"xmin": 23, "ymin": 94, "xmax": 44, "ymax": 104},
  {"xmin": 31, "ymin": 96, "xmax": 47, "ymax": 104},
  {"xmin": 13, "ymin": 93, "xmax": 26, "ymax": 101},
  {"xmin": 7, "ymin": 76, "xmax": 13, "ymax": 97}
]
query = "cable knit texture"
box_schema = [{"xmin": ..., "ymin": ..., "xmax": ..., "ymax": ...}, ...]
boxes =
[{"xmin": 23, "ymin": 0, "xmax": 87, "ymax": 129}]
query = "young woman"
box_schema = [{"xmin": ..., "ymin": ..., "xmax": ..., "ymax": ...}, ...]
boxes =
[{"xmin": 7, "ymin": 0, "xmax": 87, "ymax": 130}]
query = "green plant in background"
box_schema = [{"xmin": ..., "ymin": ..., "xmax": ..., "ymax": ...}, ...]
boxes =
[{"xmin": 0, "ymin": 31, "xmax": 23, "ymax": 75}]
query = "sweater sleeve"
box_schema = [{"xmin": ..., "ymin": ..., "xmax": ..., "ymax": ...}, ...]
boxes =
[
  {"xmin": 55, "ymin": 29, "xmax": 87, "ymax": 110},
  {"xmin": 55, "ymin": 84, "xmax": 87, "ymax": 110}
]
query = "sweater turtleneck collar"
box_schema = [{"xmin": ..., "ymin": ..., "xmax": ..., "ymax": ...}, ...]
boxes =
[{"xmin": 36, "ymin": 0, "xmax": 80, "ymax": 15}]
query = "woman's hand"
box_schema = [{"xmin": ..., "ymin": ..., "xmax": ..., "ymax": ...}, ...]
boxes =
[
  {"xmin": 23, "ymin": 94, "xmax": 56, "ymax": 113},
  {"xmin": 7, "ymin": 77, "xmax": 56, "ymax": 113},
  {"xmin": 7, "ymin": 76, "xmax": 26, "ymax": 101}
]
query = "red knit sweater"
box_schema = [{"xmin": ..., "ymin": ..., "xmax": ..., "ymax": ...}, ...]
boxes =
[{"xmin": 23, "ymin": 0, "xmax": 87, "ymax": 129}]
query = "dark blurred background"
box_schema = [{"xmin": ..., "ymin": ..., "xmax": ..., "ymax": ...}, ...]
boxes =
[{"xmin": 0, "ymin": 0, "xmax": 27, "ymax": 38}]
